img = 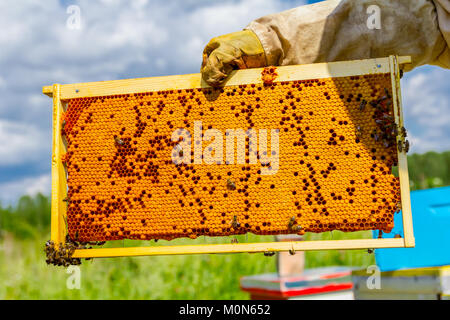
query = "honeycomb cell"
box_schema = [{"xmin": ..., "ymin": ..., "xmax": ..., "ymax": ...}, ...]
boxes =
[{"xmin": 62, "ymin": 73, "xmax": 401, "ymax": 242}]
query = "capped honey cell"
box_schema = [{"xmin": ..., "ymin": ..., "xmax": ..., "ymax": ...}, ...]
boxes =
[{"xmin": 62, "ymin": 73, "xmax": 400, "ymax": 242}]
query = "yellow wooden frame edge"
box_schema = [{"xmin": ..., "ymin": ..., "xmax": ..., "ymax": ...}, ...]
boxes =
[
  {"xmin": 50, "ymin": 84, "xmax": 68, "ymax": 245},
  {"xmin": 46, "ymin": 56, "xmax": 414, "ymax": 259},
  {"xmin": 42, "ymin": 56, "xmax": 412, "ymax": 99},
  {"xmin": 389, "ymin": 56, "xmax": 415, "ymax": 248},
  {"xmin": 72, "ymin": 238, "xmax": 405, "ymax": 258}
]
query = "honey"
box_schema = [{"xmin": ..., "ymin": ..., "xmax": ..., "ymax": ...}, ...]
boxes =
[{"xmin": 62, "ymin": 73, "xmax": 400, "ymax": 242}]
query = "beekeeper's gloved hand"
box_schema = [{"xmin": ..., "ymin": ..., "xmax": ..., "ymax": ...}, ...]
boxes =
[{"xmin": 201, "ymin": 30, "xmax": 267, "ymax": 87}]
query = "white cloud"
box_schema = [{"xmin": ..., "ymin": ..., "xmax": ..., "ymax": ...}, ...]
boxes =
[
  {"xmin": 0, "ymin": 0, "xmax": 300, "ymax": 118},
  {"xmin": 0, "ymin": 119, "xmax": 49, "ymax": 166},
  {"xmin": 0, "ymin": 173, "xmax": 51, "ymax": 205},
  {"xmin": 24, "ymin": 174, "xmax": 51, "ymax": 195},
  {"xmin": 401, "ymin": 67, "xmax": 450, "ymax": 153}
]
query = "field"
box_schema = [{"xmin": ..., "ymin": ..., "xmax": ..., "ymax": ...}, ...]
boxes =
[
  {"xmin": 0, "ymin": 232, "xmax": 374, "ymax": 299},
  {"xmin": 0, "ymin": 151, "xmax": 448, "ymax": 299}
]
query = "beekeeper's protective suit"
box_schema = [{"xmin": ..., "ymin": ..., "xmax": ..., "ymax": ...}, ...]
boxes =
[{"xmin": 201, "ymin": 0, "xmax": 450, "ymax": 86}]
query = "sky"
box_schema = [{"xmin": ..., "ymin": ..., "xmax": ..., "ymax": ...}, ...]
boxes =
[{"xmin": 0, "ymin": 0, "xmax": 448, "ymax": 205}]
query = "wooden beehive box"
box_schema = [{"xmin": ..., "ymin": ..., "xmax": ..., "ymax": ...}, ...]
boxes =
[{"xmin": 43, "ymin": 56, "xmax": 414, "ymax": 263}]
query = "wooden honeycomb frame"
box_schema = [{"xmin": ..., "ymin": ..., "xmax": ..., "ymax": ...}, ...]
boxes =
[{"xmin": 43, "ymin": 55, "xmax": 414, "ymax": 259}]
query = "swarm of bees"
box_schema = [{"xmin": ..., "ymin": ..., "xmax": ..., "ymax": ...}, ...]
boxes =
[
  {"xmin": 397, "ymin": 126, "xmax": 409, "ymax": 153},
  {"xmin": 368, "ymin": 89, "xmax": 397, "ymax": 150},
  {"xmin": 366, "ymin": 88, "xmax": 410, "ymax": 154},
  {"xmin": 45, "ymin": 238, "xmax": 81, "ymax": 267},
  {"xmin": 45, "ymin": 234, "xmax": 105, "ymax": 267}
]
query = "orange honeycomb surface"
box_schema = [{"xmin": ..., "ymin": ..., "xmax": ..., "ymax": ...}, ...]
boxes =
[{"xmin": 62, "ymin": 72, "xmax": 400, "ymax": 242}]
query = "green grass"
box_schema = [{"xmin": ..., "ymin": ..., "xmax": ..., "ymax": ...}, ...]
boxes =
[{"xmin": 0, "ymin": 231, "xmax": 374, "ymax": 300}]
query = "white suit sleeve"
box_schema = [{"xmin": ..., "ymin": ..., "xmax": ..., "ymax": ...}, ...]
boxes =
[{"xmin": 245, "ymin": 0, "xmax": 450, "ymax": 71}]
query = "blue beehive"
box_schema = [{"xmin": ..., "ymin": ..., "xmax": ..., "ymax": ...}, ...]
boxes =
[{"xmin": 373, "ymin": 186, "xmax": 450, "ymax": 272}]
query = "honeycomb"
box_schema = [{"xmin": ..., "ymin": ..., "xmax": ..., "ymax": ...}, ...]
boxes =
[{"xmin": 62, "ymin": 71, "xmax": 401, "ymax": 242}]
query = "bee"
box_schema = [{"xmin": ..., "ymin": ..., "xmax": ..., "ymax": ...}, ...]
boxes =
[
  {"xmin": 359, "ymin": 99, "xmax": 367, "ymax": 111},
  {"xmin": 383, "ymin": 140, "xmax": 391, "ymax": 148},
  {"xmin": 62, "ymin": 197, "xmax": 70, "ymax": 203},
  {"xmin": 373, "ymin": 132, "xmax": 380, "ymax": 142},
  {"xmin": 65, "ymin": 234, "xmax": 76, "ymax": 246},
  {"xmin": 378, "ymin": 95, "xmax": 388, "ymax": 103},
  {"xmin": 231, "ymin": 215, "xmax": 240, "ymax": 228},
  {"xmin": 114, "ymin": 136, "xmax": 124, "ymax": 146},
  {"xmin": 84, "ymin": 241, "xmax": 100, "ymax": 246},
  {"xmin": 378, "ymin": 230, "xmax": 383, "ymax": 239},
  {"xmin": 384, "ymin": 88, "xmax": 391, "ymax": 98},
  {"xmin": 231, "ymin": 237, "xmax": 239, "ymax": 244},
  {"xmin": 227, "ymin": 179, "xmax": 237, "ymax": 191},
  {"xmin": 401, "ymin": 126, "xmax": 407, "ymax": 137},
  {"xmin": 289, "ymin": 249, "xmax": 296, "ymax": 256},
  {"xmin": 397, "ymin": 140, "xmax": 403, "ymax": 152},
  {"xmin": 288, "ymin": 216, "xmax": 296, "ymax": 229},
  {"xmin": 356, "ymin": 126, "xmax": 363, "ymax": 139},
  {"xmin": 391, "ymin": 124, "xmax": 398, "ymax": 136},
  {"xmin": 264, "ymin": 251, "xmax": 275, "ymax": 257},
  {"xmin": 394, "ymin": 234, "xmax": 402, "ymax": 239},
  {"xmin": 404, "ymin": 140, "xmax": 410, "ymax": 153},
  {"xmin": 367, "ymin": 249, "xmax": 374, "ymax": 254},
  {"xmin": 174, "ymin": 144, "xmax": 184, "ymax": 158}
]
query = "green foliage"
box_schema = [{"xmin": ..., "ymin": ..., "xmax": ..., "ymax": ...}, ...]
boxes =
[
  {"xmin": 406, "ymin": 151, "xmax": 450, "ymax": 190},
  {"xmin": 0, "ymin": 232, "xmax": 373, "ymax": 299},
  {"xmin": 0, "ymin": 193, "xmax": 51, "ymax": 239}
]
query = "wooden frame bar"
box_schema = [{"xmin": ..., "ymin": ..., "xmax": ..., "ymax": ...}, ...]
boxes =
[
  {"xmin": 45, "ymin": 56, "xmax": 414, "ymax": 259},
  {"xmin": 42, "ymin": 56, "xmax": 412, "ymax": 99},
  {"xmin": 389, "ymin": 56, "xmax": 415, "ymax": 248},
  {"xmin": 50, "ymin": 84, "xmax": 68, "ymax": 245},
  {"xmin": 72, "ymin": 238, "xmax": 405, "ymax": 259}
]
